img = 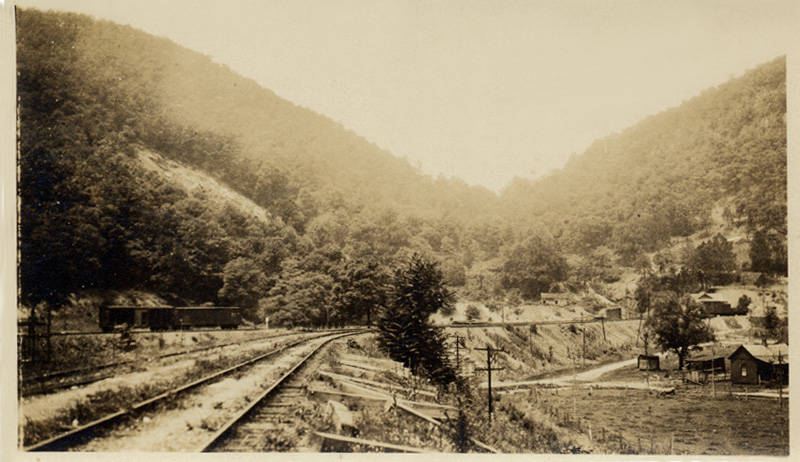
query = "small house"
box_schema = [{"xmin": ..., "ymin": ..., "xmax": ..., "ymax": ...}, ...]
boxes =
[
  {"xmin": 694, "ymin": 292, "xmax": 734, "ymax": 317},
  {"xmin": 685, "ymin": 345, "xmax": 737, "ymax": 383},
  {"xmin": 540, "ymin": 293, "xmax": 571, "ymax": 306},
  {"xmin": 638, "ymin": 354, "xmax": 660, "ymax": 371},
  {"xmin": 728, "ymin": 343, "xmax": 788, "ymax": 385}
]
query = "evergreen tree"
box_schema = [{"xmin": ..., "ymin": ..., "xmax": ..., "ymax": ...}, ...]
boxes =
[{"xmin": 377, "ymin": 254, "xmax": 457, "ymax": 386}]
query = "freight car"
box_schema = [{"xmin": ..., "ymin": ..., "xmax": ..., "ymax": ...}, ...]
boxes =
[
  {"xmin": 173, "ymin": 306, "xmax": 241, "ymax": 330},
  {"xmin": 99, "ymin": 305, "xmax": 241, "ymax": 332}
]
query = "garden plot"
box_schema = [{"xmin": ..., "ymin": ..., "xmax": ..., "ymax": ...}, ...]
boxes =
[{"xmin": 525, "ymin": 386, "xmax": 788, "ymax": 455}]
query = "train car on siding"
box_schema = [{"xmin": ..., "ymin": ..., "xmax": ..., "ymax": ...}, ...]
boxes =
[
  {"xmin": 172, "ymin": 306, "xmax": 242, "ymax": 330},
  {"xmin": 99, "ymin": 305, "xmax": 241, "ymax": 331},
  {"xmin": 99, "ymin": 305, "xmax": 174, "ymax": 332}
]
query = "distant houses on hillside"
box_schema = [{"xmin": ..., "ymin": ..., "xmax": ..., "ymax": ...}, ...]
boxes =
[{"xmin": 690, "ymin": 291, "xmax": 747, "ymax": 317}]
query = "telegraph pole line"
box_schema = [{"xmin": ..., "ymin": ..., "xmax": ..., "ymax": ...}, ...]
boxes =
[{"xmin": 476, "ymin": 345, "xmax": 505, "ymax": 424}]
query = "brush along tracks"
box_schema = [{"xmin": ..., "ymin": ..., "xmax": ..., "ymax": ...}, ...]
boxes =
[
  {"xmin": 24, "ymin": 329, "xmax": 363, "ymax": 451},
  {"xmin": 198, "ymin": 333, "xmax": 359, "ymax": 452},
  {"xmin": 20, "ymin": 329, "xmax": 329, "ymax": 397}
]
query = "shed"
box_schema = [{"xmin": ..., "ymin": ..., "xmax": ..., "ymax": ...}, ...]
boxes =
[
  {"xmin": 602, "ymin": 307, "xmax": 622, "ymax": 320},
  {"xmin": 638, "ymin": 354, "xmax": 660, "ymax": 371},
  {"xmin": 728, "ymin": 344, "xmax": 788, "ymax": 385}
]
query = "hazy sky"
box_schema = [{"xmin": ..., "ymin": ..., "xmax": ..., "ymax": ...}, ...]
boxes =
[{"xmin": 16, "ymin": 0, "xmax": 798, "ymax": 191}]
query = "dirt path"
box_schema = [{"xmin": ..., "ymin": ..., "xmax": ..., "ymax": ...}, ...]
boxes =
[{"xmin": 483, "ymin": 356, "xmax": 655, "ymax": 389}]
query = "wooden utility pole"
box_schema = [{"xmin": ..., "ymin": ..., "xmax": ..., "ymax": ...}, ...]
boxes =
[
  {"xmin": 579, "ymin": 321, "xmax": 586, "ymax": 368},
  {"xmin": 476, "ymin": 345, "xmax": 505, "ymax": 423},
  {"xmin": 711, "ymin": 343, "xmax": 715, "ymax": 398},
  {"xmin": 601, "ymin": 317, "xmax": 606, "ymax": 341},
  {"xmin": 451, "ymin": 334, "xmax": 466, "ymax": 373}
]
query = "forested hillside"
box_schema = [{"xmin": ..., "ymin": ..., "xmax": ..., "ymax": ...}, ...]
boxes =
[
  {"xmin": 17, "ymin": 9, "xmax": 787, "ymax": 326},
  {"xmin": 499, "ymin": 57, "xmax": 786, "ymax": 269}
]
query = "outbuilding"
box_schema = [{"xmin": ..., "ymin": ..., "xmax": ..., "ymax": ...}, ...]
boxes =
[
  {"xmin": 601, "ymin": 307, "xmax": 622, "ymax": 320},
  {"xmin": 728, "ymin": 343, "xmax": 788, "ymax": 385},
  {"xmin": 638, "ymin": 354, "xmax": 660, "ymax": 371}
]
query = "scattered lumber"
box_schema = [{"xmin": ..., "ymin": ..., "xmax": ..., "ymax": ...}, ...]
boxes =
[
  {"xmin": 310, "ymin": 386, "xmax": 456, "ymax": 412},
  {"xmin": 318, "ymin": 372, "xmax": 498, "ymax": 453},
  {"xmin": 339, "ymin": 360, "xmax": 388, "ymax": 373},
  {"xmin": 327, "ymin": 400, "xmax": 357, "ymax": 435},
  {"xmin": 319, "ymin": 370, "xmax": 436, "ymax": 398},
  {"xmin": 314, "ymin": 431, "xmax": 431, "ymax": 453}
]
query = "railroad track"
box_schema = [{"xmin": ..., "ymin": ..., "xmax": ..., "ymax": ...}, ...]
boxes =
[
  {"xmin": 199, "ymin": 332, "xmax": 360, "ymax": 452},
  {"xmin": 20, "ymin": 329, "xmax": 342, "ymax": 396},
  {"xmin": 24, "ymin": 329, "xmax": 364, "ymax": 451},
  {"xmin": 43, "ymin": 327, "xmax": 265, "ymax": 336}
]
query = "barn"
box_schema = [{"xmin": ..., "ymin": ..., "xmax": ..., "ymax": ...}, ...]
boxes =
[{"xmin": 728, "ymin": 344, "xmax": 788, "ymax": 385}]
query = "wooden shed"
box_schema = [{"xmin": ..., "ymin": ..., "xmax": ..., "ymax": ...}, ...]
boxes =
[
  {"xmin": 602, "ymin": 307, "xmax": 622, "ymax": 320},
  {"xmin": 638, "ymin": 354, "xmax": 660, "ymax": 371},
  {"xmin": 728, "ymin": 344, "xmax": 788, "ymax": 385}
]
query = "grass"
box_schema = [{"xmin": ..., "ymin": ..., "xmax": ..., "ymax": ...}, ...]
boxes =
[{"xmin": 525, "ymin": 386, "xmax": 788, "ymax": 455}]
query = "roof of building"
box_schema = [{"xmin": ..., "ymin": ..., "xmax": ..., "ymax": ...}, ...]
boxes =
[
  {"xmin": 728, "ymin": 343, "xmax": 789, "ymax": 364},
  {"xmin": 687, "ymin": 345, "xmax": 739, "ymax": 362}
]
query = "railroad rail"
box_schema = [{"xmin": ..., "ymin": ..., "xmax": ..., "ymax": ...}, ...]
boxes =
[
  {"xmin": 24, "ymin": 329, "xmax": 364, "ymax": 451},
  {"xmin": 42, "ymin": 326, "xmax": 264, "ymax": 336},
  {"xmin": 198, "ymin": 331, "xmax": 362, "ymax": 452},
  {"xmin": 20, "ymin": 329, "xmax": 333, "ymax": 396}
]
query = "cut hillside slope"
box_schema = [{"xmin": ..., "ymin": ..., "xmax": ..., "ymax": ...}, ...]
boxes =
[
  {"xmin": 446, "ymin": 321, "xmax": 641, "ymax": 383},
  {"xmin": 136, "ymin": 149, "xmax": 273, "ymax": 226}
]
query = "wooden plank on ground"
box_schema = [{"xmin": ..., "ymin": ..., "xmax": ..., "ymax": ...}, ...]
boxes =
[
  {"xmin": 319, "ymin": 370, "xmax": 436, "ymax": 397},
  {"xmin": 308, "ymin": 386, "xmax": 389, "ymax": 403},
  {"xmin": 314, "ymin": 431, "xmax": 431, "ymax": 453},
  {"xmin": 319, "ymin": 372, "xmax": 499, "ymax": 454},
  {"xmin": 339, "ymin": 360, "xmax": 389, "ymax": 373}
]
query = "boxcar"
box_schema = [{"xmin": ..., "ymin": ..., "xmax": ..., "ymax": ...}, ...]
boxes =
[
  {"xmin": 99, "ymin": 305, "xmax": 174, "ymax": 332},
  {"xmin": 172, "ymin": 306, "xmax": 241, "ymax": 329}
]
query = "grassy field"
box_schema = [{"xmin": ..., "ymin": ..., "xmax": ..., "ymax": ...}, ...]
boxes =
[{"xmin": 527, "ymin": 386, "xmax": 788, "ymax": 455}]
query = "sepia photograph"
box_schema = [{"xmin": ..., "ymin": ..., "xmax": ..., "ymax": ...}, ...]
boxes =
[{"xmin": 3, "ymin": 0, "xmax": 797, "ymax": 458}]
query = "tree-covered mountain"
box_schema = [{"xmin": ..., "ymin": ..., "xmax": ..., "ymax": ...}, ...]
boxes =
[
  {"xmin": 499, "ymin": 57, "xmax": 786, "ymax": 266},
  {"xmin": 17, "ymin": 9, "xmax": 787, "ymax": 325}
]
